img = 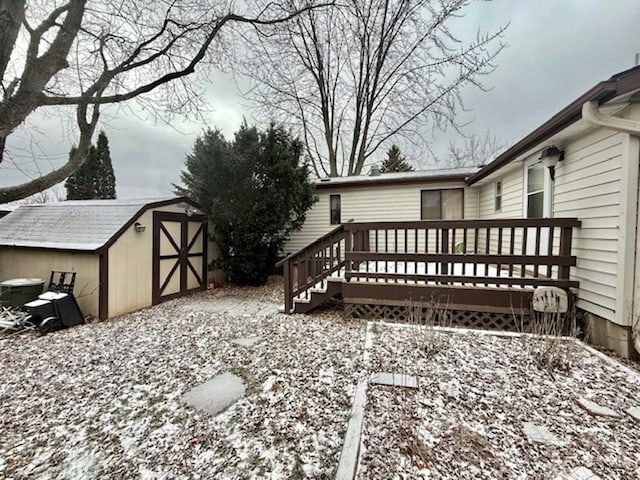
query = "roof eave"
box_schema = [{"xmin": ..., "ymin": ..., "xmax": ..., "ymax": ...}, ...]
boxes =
[
  {"xmin": 315, "ymin": 173, "xmax": 472, "ymax": 189},
  {"xmin": 466, "ymin": 79, "xmax": 620, "ymax": 186},
  {"xmin": 99, "ymin": 196, "xmax": 200, "ymax": 251},
  {"xmin": 0, "ymin": 244, "xmax": 99, "ymax": 254}
]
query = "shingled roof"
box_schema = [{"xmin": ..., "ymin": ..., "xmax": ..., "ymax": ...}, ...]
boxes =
[
  {"xmin": 0, "ymin": 197, "xmax": 190, "ymax": 252},
  {"xmin": 315, "ymin": 166, "xmax": 480, "ymax": 189}
]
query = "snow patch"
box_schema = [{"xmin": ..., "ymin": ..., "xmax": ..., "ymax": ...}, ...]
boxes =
[{"xmin": 182, "ymin": 373, "xmax": 246, "ymax": 416}]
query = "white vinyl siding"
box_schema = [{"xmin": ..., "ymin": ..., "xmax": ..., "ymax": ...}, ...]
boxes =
[
  {"xmin": 476, "ymin": 167, "xmax": 525, "ymax": 255},
  {"xmin": 284, "ymin": 182, "xmax": 476, "ymax": 255},
  {"xmin": 553, "ymin": 129, "xmax": 624, "ymax": 323},
  {"xmin": 474, "ymin": 128, "xmax": 624, "ymax": 324},
  {"xmin": 478, "ymin": 167, "xmax": 522, "ymax": 219}
]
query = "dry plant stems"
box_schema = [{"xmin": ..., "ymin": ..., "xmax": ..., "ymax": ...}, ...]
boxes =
[
  {"xmin": 406, "ymin": 297, "xmax": 452, "ymax": 359},
  {"xmin": 398, "ymin": 391, "xmax": 431, "ymax": 469},
  {"xmin": 523, "ymin": 304, "xmax": 580, "ymax": 373},
  {"xmin": 399, "ymin": 394, "xmax": 509, "ymax": 475}
]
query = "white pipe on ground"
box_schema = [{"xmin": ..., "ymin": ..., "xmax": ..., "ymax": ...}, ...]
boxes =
[{"xmin": 581, "ymin": 100, "xmax": 640, "ymax": 134}]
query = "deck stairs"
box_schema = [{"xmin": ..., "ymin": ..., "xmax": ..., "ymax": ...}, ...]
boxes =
[
  {"xmin": 291, "ymin": 273, "xmax": 344, "ymax": 314},
  {"xmin": 277, "ymin": 223, "xmax": 354, "ymax": 314}
]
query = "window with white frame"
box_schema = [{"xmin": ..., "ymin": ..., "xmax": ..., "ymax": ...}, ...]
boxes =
[
  {"xmin": 526, "ymin": 163, "xmax": 545, "ymax": 218},
  {"xmin": 495, "ymin": 179, "xmax": 503, "ymax": 212}
]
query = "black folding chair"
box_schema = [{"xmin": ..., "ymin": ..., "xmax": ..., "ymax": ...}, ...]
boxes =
[{"xmin": 48, "ymin": 271, "xmax": 76, "ymax": 294}]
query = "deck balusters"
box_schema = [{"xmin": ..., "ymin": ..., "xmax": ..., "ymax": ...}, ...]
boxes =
[{"xmin": 280, "ymin": 219, "xmax": 581, "ymax": 313}]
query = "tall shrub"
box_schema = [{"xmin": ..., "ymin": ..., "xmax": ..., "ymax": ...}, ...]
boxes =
[{"xmin": 176, "ymin": 123, "xmax": 316, "ymax": 285}]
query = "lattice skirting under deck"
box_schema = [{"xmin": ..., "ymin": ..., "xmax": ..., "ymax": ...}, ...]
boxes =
[{"xmin": 344, "ymin": 303, "xmax": 531, "ymax": 332}]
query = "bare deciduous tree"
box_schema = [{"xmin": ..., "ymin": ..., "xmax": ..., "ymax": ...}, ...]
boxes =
[
  {"xmin": 238, "ymin": 0, "xmax": 507, "ymax": 177},
  {"xmin": 0, "ymin": 0, "xmax": 328, "ymax": 203},
  {"xmin": 13, "ymin": 185, "xmax": 67, "ymax": 204},
  {"xmin": 440, "ymin": 130, "xmax": 507, "ymax": 168}
]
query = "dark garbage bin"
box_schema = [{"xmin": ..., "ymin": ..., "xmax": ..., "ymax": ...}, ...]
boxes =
[
  {"xmin": 23, "ymin": 298, "xmax": 57, "ymax": 325},
  {"xmin": 40, "ymin": 292, "xmax": 84, "ymax": 327},
  {"xmin": 24, "ymin": 292, "xmax": 84, "ymax": 334},
  {"xmin": 0, "ymin": 278, "xmax": 45, "ymax": 307}
]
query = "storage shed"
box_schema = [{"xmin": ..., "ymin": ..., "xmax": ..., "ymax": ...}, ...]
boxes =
[{"xmin": 0, "ymin": 197, "xmax": 210, "ymax": 319}]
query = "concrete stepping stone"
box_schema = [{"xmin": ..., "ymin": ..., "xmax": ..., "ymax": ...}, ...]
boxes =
[
  {"xmin": 523, "ymin": 422, "xmax": 566, "ymax": 446},
  {"xmin": 182, "ymin": 373, "xmax": 245, "ymax": 416},
  {"xmin": 232, "ymin": 336, "xmax": 261, "ymax": 348},
  {"xmin": 576, "ymin": 398, "xmax": 620, "ymax": 418},
  {"xmin": 553, "ymin": 466, "xmax": 601, "ymax": 480},
  {"xmin": 625, "ymin": 406, "xmax": 640, "ymax": 422},
  {"xmin": 257, "ymin": 304, "xmax": 280, "ymax": 318},
  {"xmin": 370, "ymin": 372, "xmax": 419, "ymax": 389}
]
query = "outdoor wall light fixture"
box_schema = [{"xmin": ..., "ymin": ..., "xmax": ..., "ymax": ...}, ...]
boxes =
[
  {"xmin": 134, "ymin": 222, "xmax": 146, "ymax": 233},
  {"xmin": 539, "ymin": 145, "xmax": 564, "ymax": 181}
]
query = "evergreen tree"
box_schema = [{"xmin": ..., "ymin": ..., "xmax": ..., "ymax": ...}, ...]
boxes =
[
  {"xmin": 65, "ymin": 146, "xmax": 95, "ymax": 200},
  {"xmin": 379, "ymin": 144, "xmax": 413, "ymax": 173},
  {"xmin": 175, "ymin": 123, "xmax": 316, "ymax": 285},
  {"xmin": 65, "ymin": 132, "xmax": 117, "ymax": 200},
  {"xmin": 93, "ymin": 132, "xmax": 116, "ymax": 199}
]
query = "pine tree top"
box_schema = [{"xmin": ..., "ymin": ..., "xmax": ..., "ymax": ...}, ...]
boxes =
[
  {"xmin": 64, "ymin": 131, "xmax": 117, "ymax": 200},
  {"xmin": 380, "ymin": 144, "xmax": 413, "ymax": 173}
]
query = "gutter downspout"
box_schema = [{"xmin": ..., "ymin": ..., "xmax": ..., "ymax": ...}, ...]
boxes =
[
  {"xmin": 582, "ymin": 100, "xmax": 640, "ymax": 134},
  {"xmin": 582, "ymin": 100, "xmax": 640, "ymax": 354}
]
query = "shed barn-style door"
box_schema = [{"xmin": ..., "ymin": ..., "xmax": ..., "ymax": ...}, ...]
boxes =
[{"xmin": 152, "ymin": 211, "xmax": 207, "ymax": 305}]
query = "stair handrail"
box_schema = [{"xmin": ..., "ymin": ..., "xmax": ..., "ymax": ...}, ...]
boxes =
[{"xmin": 278, "ymin": 220, "xmax": 352, "ymax": 313}]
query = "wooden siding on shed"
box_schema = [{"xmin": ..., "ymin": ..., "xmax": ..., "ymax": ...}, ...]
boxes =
[
  {"xmin": 284, "ymin": 182, "xmax": 477, "ymax": 255},
  {"xmin": 0, "ymin": 250, "xmax": 99, "ymax": 316},
  {"xmin": 108, "ymin": 203, "xmax": 189, "ymax": 318}
]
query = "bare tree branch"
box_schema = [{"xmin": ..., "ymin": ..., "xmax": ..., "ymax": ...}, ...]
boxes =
[
  {"xmin": 237, "ymin": 0, "xmax": 507, "ymax": 176},
  {"xmin": 438, "ymin": 130, "xmax": 508, "ymax": 168},
  {"xmin": 0, "ymin": 0, "xmax": 334, "ymax": 203}
]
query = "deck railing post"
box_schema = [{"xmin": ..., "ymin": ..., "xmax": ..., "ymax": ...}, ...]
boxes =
[
  {"xmin": 345, "ymin": 229, "xmax": 353, "ymax": 277},
  {"xmin": 559, "ymin": 225, "xmax": 573, "ymax": 280},
  {"xmin": 283, "ymin": 259, "xmax": 293, "ymax": 313},
  {"xmin": 297, "ymin": 257, "xmax": 307, "ymax": 291},
  {"xmin": 362, "ymin": 229, "xmax": 370, "ymax": 252},
  {"xmin": 440, "ymin": 227, "xmax": 449, "ymax": 277}
]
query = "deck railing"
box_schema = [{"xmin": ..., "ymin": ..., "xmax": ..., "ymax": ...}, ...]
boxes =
[
  {"xmin": 277, "ymin": 223, "xmax": 349, "ymax": 313},
  {"xmin": 343, "ymin": 218, "xmax": 581, "ymax": 289},
  {"xmin": 279, "ymin": 218, "xmax": 581, "ymax": 312}
]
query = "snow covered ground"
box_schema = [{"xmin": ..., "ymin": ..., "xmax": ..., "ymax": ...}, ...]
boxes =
[
  {"xmin": 0, "ymin": 278, "xmax": 365, "ymax": 479},
  {"xmin": 2, "ymin": 279, "xmax": 639, "ymax": 479},
  {"xmin": 359, "ymin": 323, "xmax": 640, "ymax": 479}
]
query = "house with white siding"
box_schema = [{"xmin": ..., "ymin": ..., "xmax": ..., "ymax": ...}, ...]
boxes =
[
  {"xmin": 283, "ymin": 167, "xmax": 480, "ymax": 254},
  {"xmin": 284, "ymin": 64, "xmax": 640, "ymax": 358}
]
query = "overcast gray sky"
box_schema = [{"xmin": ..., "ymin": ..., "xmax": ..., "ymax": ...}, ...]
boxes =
[{"xmin": 2, "ymin": 0, "xmax": 640, "ymax": 199}]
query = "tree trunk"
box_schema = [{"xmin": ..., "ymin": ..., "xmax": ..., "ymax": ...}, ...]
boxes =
[{"xmin": 0, "ymin": 0, "xmax": 25, "ymax": 83}]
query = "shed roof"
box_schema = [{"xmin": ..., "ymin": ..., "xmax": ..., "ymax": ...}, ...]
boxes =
[{"xmin": 0, "ymin": 197, "xmax": 191, "ymax": 252}]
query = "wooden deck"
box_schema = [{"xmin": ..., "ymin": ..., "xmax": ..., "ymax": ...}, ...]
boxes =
[{"xmin": 277, "ymin": 218, "xmax": 581, "ymax": 317}]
